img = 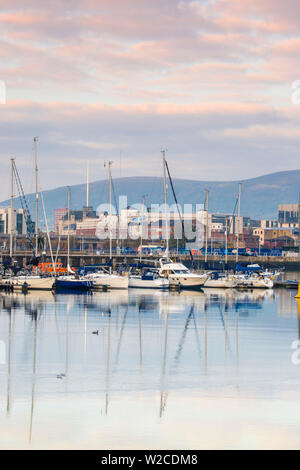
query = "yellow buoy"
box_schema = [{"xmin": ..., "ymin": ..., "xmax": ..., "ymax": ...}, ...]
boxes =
[{"xmin": 295, "ymin": 281, "xmax": 300, "ymax": 299}]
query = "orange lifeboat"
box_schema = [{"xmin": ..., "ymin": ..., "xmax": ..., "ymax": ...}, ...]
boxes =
[{"xmin": 36, "ymin": 262, "xmax": 69, "ymax": 274}]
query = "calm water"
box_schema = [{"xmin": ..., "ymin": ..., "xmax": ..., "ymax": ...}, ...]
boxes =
[{"xmin": 0, "ymin": 287, "xmax": 300, "ymax": 450}]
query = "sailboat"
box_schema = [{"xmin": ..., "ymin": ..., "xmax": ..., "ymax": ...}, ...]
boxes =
[
  {"xmin": 128, "ymin": 196, "xmax": 169, "ymax": 289},
  {"xmin": 85, "ymin": 162, "xmax": 128, "ymax": 289},
  {"xmin": 156, "ymin": 150, "xmax": 207, "ymax": 290},
  {"xmin": 9, "ymin": 148, "xmax": 55, "ymax": 291},
  {"xmin": 232, "ymin": 264, "xmax": 274, "ymax": 289},
  {"xmin": 203, "ymin": 271, "xmax": 237, "ymax": 288},
  {"xmin": 55, "ymin": 188, "xmax": 94, "ymax": 291}
]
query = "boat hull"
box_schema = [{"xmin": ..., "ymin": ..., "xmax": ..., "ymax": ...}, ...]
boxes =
[
  {"xmin": 55, "ymin": 279, "xmax": 93, "ymax": 291},
  {"xmin": 237, "ymin": 279, "xmax": 273, "ymax": 289},
  {"xmin": 129, "ymin": 276, "xmax": 169, "ymax": 289},
  {"xmin": 90, "ymin": 275, "xmax": 129, "ymax": 290},
  {"xmin": 10, "ymin": 276, "xmax": 55, "ymax": 291},
  {"xmin": 168, "ymin": 274, "xmax": 207, "ymax": 289},
  {"xmin": 204, "ymin": 279, "xmax": 237, "ymax": 288}
]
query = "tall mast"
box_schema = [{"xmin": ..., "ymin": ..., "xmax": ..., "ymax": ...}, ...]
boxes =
[
  {"xmin": 225, "ymin": 216, "xmax": 228, "ymax": 266},
  {"xmin": 34, "ymin": 137, "xmax": 39, "ymax": 257},
  {"xmin": 67, "ymin": 187, "xmax": 70, "ymax": 269},
  {"xmin": 10, "ymin": 158, "xmax": 15, "ymax": 260},
  {"xmin": 161, "ymin": 150, "xmax": 169, "ymax": 257},
  {"xmin": 205, "ymin": 189, "xmax": 209, "ymax": 264},
  {"xmin": 140, "ymin": 195, "xmax": 146, "ymax": 263},
  {"xmin": 236, "ymin": 183, "xmax": 242, "ymax": 264},
  {"xmin": 108, "ymin": 161, "xmax": 113, "ymax": 273},
  {"xmin": 86, "ymin": 160, "xmax": 90, "ymax": 207},
  {"xmin": 298, "ymin": 190, "xmax": 300, "ymax": 255}
]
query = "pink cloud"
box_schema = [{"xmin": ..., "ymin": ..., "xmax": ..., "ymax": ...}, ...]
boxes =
[{"xmin": 0, "ymin": 0, "xmax": 299, "ymax": 195}]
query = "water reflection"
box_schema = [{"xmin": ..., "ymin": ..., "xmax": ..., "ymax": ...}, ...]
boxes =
[{"xmin": 0, "ymin": 288, "xmax": 300, "ymax": 449}]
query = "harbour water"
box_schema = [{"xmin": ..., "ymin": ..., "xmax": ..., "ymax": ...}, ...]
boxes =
[{"xmin": 0, "ymin": 287, "xmax": 300, "ymax": 450}]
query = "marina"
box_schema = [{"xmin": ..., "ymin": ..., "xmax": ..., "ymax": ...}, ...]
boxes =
[
  {"xmin": 1, "ymin": 0, "xmax": 300, "ymax": 454},
  {"xmin": 1, "ymin": 148, "xmax": 298, "ymax": 296},
  {"xmin": 0, "ymin": 287, "xmax": 300, "ymax": 450}
]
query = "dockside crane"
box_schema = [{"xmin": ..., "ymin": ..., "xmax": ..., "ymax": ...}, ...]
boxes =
[{"xmin": 12, "ymin": 160, "xmax": 38, "ymax": 262}]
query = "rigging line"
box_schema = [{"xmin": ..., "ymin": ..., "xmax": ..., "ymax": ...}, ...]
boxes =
[
  {"xmin": 173, "ymin": 304, "xmax": 195, "ymax": 368},
  {"xmin": 114, "ymin": 305, "xmax": 128, "ymax": 368},
  {"xmin": 225, "ymin": 195, "xmax": 239, "ymax": 236},
  {"xmin": 111, "ymin": 178, "xmax": 119, "ymax": 217},
  {"xmin": 165, "ymin": 159, "xmax": 196, "ymax": 267},
  {"xmin": 192, "ymin": 309, "xmax": 202, "ymax": 360},
  {"xmin": 203, "ymin": 192, "xmax": 207, "ymax": 211},
  {"xmin": 217, "ymin": 301, "xmax": 231, "ymax": 353},
  {"xmin": 12, "ymin": 161, "xmax": 35, "ymax": 255},
  {"xmin": 13, "ymin": 163, "xmax": 30, "ymax": 216},
  {"xmin": 165, "ymin": 160, "xmax": 185, "ymax": 238},
  {"xmin": 54, "ymin": 232, "xmax": 61, "ymax": 265},
  {"xmin": 40, "ymin": 187, "xmax": 56, "ymax": 274}
]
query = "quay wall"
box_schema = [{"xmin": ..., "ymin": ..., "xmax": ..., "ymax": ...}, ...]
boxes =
[{"xmin": 2, "ymin": 251, "xmax": 300, "ymax": 271}]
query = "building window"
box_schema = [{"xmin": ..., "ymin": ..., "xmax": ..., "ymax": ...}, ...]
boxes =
[{"xmin": 17, "ymin": 213, "xmax": 23, "ymax": 234}]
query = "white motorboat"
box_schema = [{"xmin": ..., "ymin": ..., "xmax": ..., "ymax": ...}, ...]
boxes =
[
  {"xmin": 129, "ymin": 270, "xmax": 169, "ymax": 289},
  {"xmin": 10, "ymin": 275, "xmax": 55, "ymax": 291},
  {"xmin": 86, "ymin": 272, "xmax": 129, "ymax": 289},
  {"xmin": 158, "ymin": 258, "xmax": 207, "ymax": 289}
]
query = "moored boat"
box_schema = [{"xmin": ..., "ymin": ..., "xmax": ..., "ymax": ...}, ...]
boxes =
[
  {"xmin": 235, "ymin": 274, "xmax": 273, "ymax": 289},
  {"xmin": 158, "ymin": 258, "xmax": 207, "ymax": 289},
  {"xmin": 204, "ymin": 271, "xmax": 237, "ymax": 288},
  {"xmin": 85, "ymin": 272, "xmax": 129, "ymax": 289},
  {"xmin": 129, "ymin": 270, "xmax": 169, "ymax": 289},
  {"xmin": 10, "ymin": 275, "xmax": 55, "ymax": 291},
  {"xmin": 54, "ymin": 276, "xmax": 93, "ymax": 291}
]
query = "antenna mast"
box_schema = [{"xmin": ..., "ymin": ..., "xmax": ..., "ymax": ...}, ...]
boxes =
[
  {"xmin": 161, "ymin": 150, "xmax": 169, "ymax": 257},
  {"xmin": 86, "ymin": 160, "xmax": 90, "ymax": 207},
  {"xmin": 34, "ymin": 137, "xmax": 39, "ymax": 257},
  {"xmin": 236, "ymin": 183, "xmax": 242, "ymax": 264},
  {"xmin": 10, "ymin": 158, "xmax": 15, "ymax": 260}
]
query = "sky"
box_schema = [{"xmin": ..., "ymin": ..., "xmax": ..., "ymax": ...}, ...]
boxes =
[{"xmin": 0, "ymin": 0, "xmax": 300, "ymax": 200}]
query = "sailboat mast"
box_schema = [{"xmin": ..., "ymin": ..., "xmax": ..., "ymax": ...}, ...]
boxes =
[
  {"xmin": 225, "ymin": 216, "xmax": 228, "ymax": 266},
  {"xmin": 67, "ymin": 187, "xmax": 70, "ymax": 269},
  {"xmin": 140, "ymin": 195, "xmax": 146, "ymax": 263},
  {"xmin": 161, "ymin": 150, "xmax": 169, "ymax": 257},
  {"xmin": 108, "ymin": 161, "xmax": 112, "ymax": 273},
  {"xmin": 236, "ymin": 183, "xmax": 242, "ymax": 264},
  {"xmin": 86, "ymin": 160, "xmax": 90, "ymax": 207},
  {"xmin": 298, "ymin": 190, "xmax": 300, "ymax": 255},
  {"xmin": 10, "ymin": 158, "xmax": 15, "ymax": 260},
  {"xmin": 34, "ymin": 137, "xmax": 39, "ymax": 257},
  {"xmin": 205, "ymin": 189, "xmax": 209, "ymax": 264}
]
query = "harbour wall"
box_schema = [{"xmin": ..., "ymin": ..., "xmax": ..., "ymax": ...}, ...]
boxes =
[{"xmin": 2, "ymin": 251, "xmax": 300, "ymax": 271}]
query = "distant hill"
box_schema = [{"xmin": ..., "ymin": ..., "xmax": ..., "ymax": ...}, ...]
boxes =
[{"xmin": 1, "ymin": 170, "xmax": 300, "ymax": 228}]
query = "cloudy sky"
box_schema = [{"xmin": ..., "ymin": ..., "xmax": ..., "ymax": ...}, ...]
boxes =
[{"xmin": 0, "ymin": 0, "xmax": 300, "ymax": 200}]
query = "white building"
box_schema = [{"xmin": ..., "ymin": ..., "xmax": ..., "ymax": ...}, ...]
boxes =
[{"xmin": 0, "ymin": 207, "xmax": 26, "ymax": 235}]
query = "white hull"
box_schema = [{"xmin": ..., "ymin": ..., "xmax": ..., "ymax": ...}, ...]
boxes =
[
  {"xmin": 158, "ymin": 257, "xmax": 207, "ymax": 289},
  {"xmin": 168, "ymin": 274, "xmax": 207, "ymax": 289},
  {"xmin": 237, "ymin": 278, "xmax": 273, "ymax": 289},
  {"xmin": 10, "ymin": 276, "xmax": 55, "ymax": 290},
  {"xmin": 129, "ymin": 276, "xmax": 169, "ymax": 289},
  {"xmin": 204, "ymin": 279, "xmax": 237, "ymax": 288},
  {"xmin": 89, "ymin": 274, "xmax": 129, "ymax": 289}
]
